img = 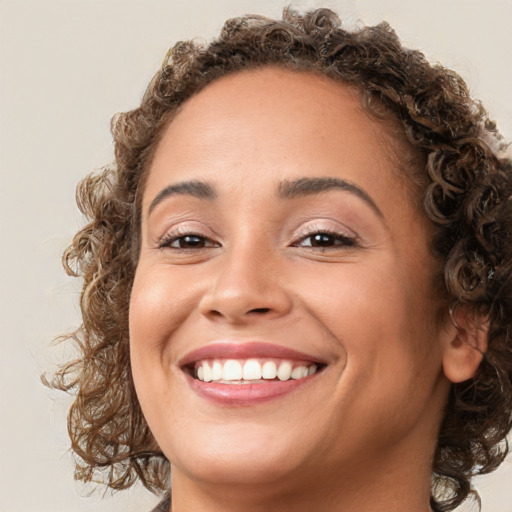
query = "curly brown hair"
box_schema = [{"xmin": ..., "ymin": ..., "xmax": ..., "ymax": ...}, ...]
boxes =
[{"xmin": 48, "ymin": 7, "xmax": 512, "ymax": 511}]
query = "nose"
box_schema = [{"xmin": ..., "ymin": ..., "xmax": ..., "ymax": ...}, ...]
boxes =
[{"xmin": 198, "ymin": 245, "xmax": 293, "ymax": 324}]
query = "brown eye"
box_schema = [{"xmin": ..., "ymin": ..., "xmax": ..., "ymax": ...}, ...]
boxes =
[
  {"xmin": 297, "ymin": 232, "xmax": 355, "ymax": 248},
  {"xmin": 159, "ymin": 233, "xmax": 220, "ymax": 250},
  {"xmin": 176, "ymin": 235, "xmax": 207, "ymax": 248},
  {"xmin": 310, "ymin": 234, "xmax": 336, "ymax": 247}
]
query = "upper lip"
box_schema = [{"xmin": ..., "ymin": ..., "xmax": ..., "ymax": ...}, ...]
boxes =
[{"xmin": 179, "ymin": 341, "xmax": 327, "ymax": 368}]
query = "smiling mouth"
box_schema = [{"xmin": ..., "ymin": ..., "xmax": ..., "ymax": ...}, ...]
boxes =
[
  {"xmin": 180, "ymin": 342, "xmax": 327, "ymax": 404},
  {"xmin": 187, "ymin": 358, "xmax": 323, "ymax": 384}
]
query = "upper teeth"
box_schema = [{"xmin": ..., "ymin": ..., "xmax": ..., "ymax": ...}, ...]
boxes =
[{"xmin": 195, "ymin": 359, "xmax": 318, "ymax": 383}]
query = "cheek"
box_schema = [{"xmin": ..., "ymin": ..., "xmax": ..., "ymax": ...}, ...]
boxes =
[
  {"xmin": 128, "ymin": 265, "xmax": 188, "ymax": 414},
  {"xmin": 128, "ymin": 265, "xmax": 194, "ymax": 433},
  {"xmin": 294, "ymin": 257, "xmax": 420, "ymax": 329},
  {"xmin": 296, "ymin": 255, "xmax": 442, "ymax": 377},
  {"xmin": 129, "ymin": 264, "xmax": 196, "ymax": 353}
]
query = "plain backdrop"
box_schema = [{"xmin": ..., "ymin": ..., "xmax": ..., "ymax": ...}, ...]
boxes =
[{"xmin": 1, "ymin": 1, "xmax": 511, "ymax": 511}]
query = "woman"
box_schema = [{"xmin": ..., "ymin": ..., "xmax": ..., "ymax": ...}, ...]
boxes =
[{"xmin": 51, "ymin": 8, "xmax": 512, "ymax": 512}]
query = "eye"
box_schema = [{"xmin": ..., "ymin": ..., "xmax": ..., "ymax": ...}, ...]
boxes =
[
  {"xmin": 159, "ymin": 233, "xmax": 220, "ymax": 250},
  {"xmin": 294, "ymin": 231, "xmax": 355, "ymax": 249}
]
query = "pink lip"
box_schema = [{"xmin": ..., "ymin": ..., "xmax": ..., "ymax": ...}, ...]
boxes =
[
  {"xmin": 179, "ymin": 341, "xmax": 325, "ymax": 367},
  {"xmin": 186, "ymin": 373, "xmax": 319, "ymax": 406}
]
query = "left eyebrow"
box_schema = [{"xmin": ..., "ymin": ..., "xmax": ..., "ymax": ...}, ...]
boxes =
[{"xmin": 277, "ymin": 177, "xmax": 383, "ymax": 218}]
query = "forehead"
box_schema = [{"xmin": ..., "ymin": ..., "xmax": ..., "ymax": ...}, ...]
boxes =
[{"xmin": 145, "ymin": 67, "xmax": 412, "ymax": 202}]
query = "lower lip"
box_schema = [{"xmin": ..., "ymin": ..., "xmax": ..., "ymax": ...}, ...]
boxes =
[{"xmin": 186, "ymin": 373, "xmax": 319, "ymax": 406}]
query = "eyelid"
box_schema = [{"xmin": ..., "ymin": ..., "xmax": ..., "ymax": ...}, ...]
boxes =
[
  {"xmin": 155, "ymin": 221, "xmax": 221, "ymax": 249},
  {"xmin": 159, "ymin": 233, "xmax": 219, "ymax": 250},
  {"xmin": 292, "ymin": 220, "xmax": 357, "ymax": 243}
]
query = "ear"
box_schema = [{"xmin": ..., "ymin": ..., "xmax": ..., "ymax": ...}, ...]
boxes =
[{"xmin": 442, "ymin": 305, "xmax": 489, "ymax": 384}]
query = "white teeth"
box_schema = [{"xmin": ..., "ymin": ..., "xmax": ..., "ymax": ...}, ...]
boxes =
[
  {"xmin": 277, "ymin": 361, "xmax": 292, "ymax": 381},
  {"xmin": 211, "ymin": 361, "xmax": 223, "ymax": 380},
  {"xmin": 195, "ymin": 359, "xmax": 320, "ymax": 383},
  {"xmin": 262, "ymin": 361, "xmax": 277, "ymax": 379},
  {"xmin": 291, "ymin": 366, "xmax": 308, "ymax": 379},
  {"xmin": 222, "ymin": 360, "xmax": 243, "ymax": 381},
  {"xmin": 203, "ymin": 362, "xmax": 212, "ymax": 382},
  {"xmin": 243, "ymin": 359, "xmax": 262, "ymax": 380}
]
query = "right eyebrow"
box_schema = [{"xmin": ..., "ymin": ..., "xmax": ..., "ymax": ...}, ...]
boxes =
[{"xmin": 147, "ymin": 180, "xmax": 217, "ymax": 216}]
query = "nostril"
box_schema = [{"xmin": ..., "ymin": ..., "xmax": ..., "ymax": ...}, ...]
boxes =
[{"xmin": 249, "ymin": 307, "xmax": 271, "ymax": 314}]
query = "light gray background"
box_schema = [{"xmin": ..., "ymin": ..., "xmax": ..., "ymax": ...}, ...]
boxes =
[{"xmin": 1, "ymin": 1, "xmax": 511, "ymax": 511}]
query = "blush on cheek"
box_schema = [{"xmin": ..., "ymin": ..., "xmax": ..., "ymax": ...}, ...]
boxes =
[{"xmin": 130, "ymin": 269, "xmax": 182, "ymax": 341}]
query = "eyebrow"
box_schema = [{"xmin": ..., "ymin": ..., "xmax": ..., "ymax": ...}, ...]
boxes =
[
  {"xmin": 148, "ymin": 180, "xmax": 216, "ymax": 216},
  {"xmin": 147, "ymin": 176, "xmax": 383, "ymax": 219},
  {"xmin": 278, "ymin": 177, "xmax": 383, "ymax": 217}
]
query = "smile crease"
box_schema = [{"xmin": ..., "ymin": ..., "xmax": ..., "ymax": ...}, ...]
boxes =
[{"xmin": 193, "ymin": 358, "xmax": 319, "ymax": 384}]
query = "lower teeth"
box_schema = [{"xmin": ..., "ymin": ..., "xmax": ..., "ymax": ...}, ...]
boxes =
[{"xmin": 217, "ymin": 380, "xmax": 255, "ymax": 384}]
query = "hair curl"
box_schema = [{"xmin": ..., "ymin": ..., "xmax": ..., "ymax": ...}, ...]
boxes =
[{"xmin": 48, "ymin": 8, "xmax": 512, "ymax": 511}]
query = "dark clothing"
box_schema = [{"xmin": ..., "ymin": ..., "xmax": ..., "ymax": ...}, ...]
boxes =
[{"xmin": 150, "ymin": 493, "xmax": 171, "ymax": 512}]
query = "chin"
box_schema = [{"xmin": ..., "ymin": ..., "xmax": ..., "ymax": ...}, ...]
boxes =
[
  {"xmin": 183, "ymin": 457, "xmax": 291, "ymax": 486},
  {"xmin": 166, "ymin": 422, "xmax": 306, "ymax": 486}
]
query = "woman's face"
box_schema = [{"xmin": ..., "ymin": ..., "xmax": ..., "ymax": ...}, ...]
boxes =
[{"xmin": 129, "ymin": 68, "xmax": 452, "ymax": 494}]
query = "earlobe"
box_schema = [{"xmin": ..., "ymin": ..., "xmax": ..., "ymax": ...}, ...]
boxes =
[{"xmin": 442, "ymin": 305, "xmax": 489, "ymax": 384}]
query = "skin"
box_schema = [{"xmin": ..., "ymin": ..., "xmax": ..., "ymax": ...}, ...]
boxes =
[{"xmin": 129, "ymin": 67, "xmax": 482, "ymax": 512}]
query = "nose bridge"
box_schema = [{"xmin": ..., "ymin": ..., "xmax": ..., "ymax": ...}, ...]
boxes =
[{"xmin": 199, "ymin": 232, "xmax": 291, "ymax": 322}]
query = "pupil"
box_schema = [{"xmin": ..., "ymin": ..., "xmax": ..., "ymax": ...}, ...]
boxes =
[
  {"xmin": 181, "ymin": 236, "xmax": 203, "ymax": 248},
  {"xmin": 312, "ymin": 234, "xmax": 333, "ymax": 246}
]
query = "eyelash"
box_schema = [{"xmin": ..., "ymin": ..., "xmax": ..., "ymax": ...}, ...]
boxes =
[
  {"xmin": 292, "ymin": 229, "xmax": 356, "ymax": 249},
  {"xmin": 158, "ymin": 228, "xmax": 355, "ymax": 251},
  {"xmin": 158, "ymin": 230, "xmax": 220, "ymax": 250}
]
